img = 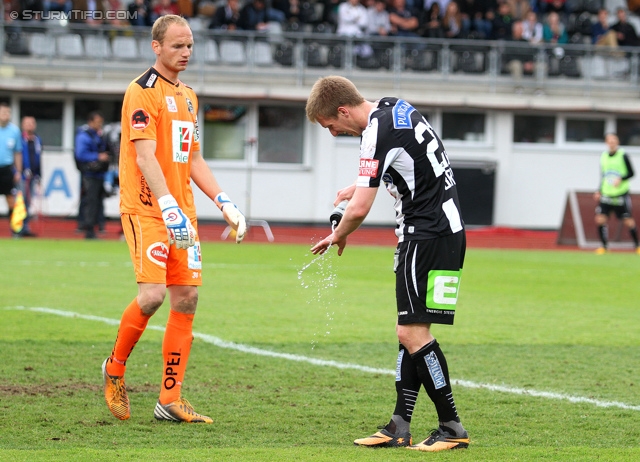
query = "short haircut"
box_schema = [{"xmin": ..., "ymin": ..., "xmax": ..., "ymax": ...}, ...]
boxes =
[
  {"xmin": 306, "ymin": 76, "xmax": 365, "ymax": 123},
  {"xmin": 152, "ymin": 14, "xmax": 190, "ymax": 43},
  {"xmin": 0, "ymin": 102, "xmax": 10, "ymax": 110},
  {"xmin": 87, "ymin": 110, "xmax": 103, "ymax": 122}
]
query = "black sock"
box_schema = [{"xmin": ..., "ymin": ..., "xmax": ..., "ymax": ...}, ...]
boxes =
[
  {"xmin": 630, "ymin": 227, "xmax": 639, "ymax": 247},
  {"xmin": 598, "ymin": 225, "xmax": 608, "ymax": 248},
  {"xmin": 412, "ymin": 339, "xmax": 460, "ymax": 426},
  {"xmin": 388, "ymin": 344, "xmax": 421, "ymax": 434}
]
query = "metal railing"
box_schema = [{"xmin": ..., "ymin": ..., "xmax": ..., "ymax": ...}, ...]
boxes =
[{"xmin": 2, "ymin": 19, "xmax": 640, "ymax": 95}]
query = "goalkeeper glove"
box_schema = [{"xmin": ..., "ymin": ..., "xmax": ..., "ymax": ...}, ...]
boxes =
[
  {"xmin": 159, "ymin": 194, "xmax": 196, "ymax": 250},
  {"xmin": 216, "ymin": 192, "xmax": 246, "ymax": 243}
]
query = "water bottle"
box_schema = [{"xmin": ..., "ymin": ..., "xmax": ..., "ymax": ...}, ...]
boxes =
[{"xmin": 330, "ymin": 200, "xmax": 349, "ymax": 226}]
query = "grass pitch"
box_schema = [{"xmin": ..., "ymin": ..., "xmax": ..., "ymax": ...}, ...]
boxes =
[{"xmin": 1, "ymin": 238, "xmax": 639, "ymax": 461}]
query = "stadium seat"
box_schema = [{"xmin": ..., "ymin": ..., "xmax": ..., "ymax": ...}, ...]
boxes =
[
  {"xmin": 252, "ymin": 41, "xmax": 274, "ymax": 66},
  {"xmin": 204, "ymin": 40, "xmax": 220, "ymax": 64},
  {"xmin": 29, "ymin": 33, "xmax": 57, "ymax": 58},
  {"xmin": 219, "ymin": 40, "xmax": 246, "ymax": 65},
  {"xmin": 274, "ymin": 41, "xmax": 294, "ymax": 66},
  {"xmin": 56, "ymin": 34, "xmax": 84, "ymax": 59},
  {"xmin": 112, "ymin": 36, "xmax": 139, "ymax": 60},
  {"xmin": 138, "ymin": 39, "xmax": 156, "ymax": 63},
  {"xmin": 84, "ymin": 35, "xmax": 112, "ymax": 60}
]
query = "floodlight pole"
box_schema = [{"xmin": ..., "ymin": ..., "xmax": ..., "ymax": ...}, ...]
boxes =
[{"xmin": 221, "ymin": 137, "xmax": 274, "ymax": 242}]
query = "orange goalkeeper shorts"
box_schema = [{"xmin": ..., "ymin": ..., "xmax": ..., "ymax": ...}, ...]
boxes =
[{"xmin": 121, "ymin": 213, "xmax": 202, "ymax": 286}]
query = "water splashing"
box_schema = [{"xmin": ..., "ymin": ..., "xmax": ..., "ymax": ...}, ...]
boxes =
[{"xmin": 299, "ymin": 239, "xmax": 339, "ymax": 350}]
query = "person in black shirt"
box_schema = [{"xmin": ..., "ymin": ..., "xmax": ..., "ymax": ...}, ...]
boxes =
[{"xmin": 307, "ymin": 76, "xmax": 469, "ymax": 453}]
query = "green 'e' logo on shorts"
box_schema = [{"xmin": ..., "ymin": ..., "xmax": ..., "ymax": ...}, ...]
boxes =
[{"xmin": 426, "ymin": 270, "xmax": 462, "ymax": 310}]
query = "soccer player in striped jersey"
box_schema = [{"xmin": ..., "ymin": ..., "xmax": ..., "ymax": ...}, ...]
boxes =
[{"xmin": 308, "ymin": 76, "xmax": 469, "ymax": 452}]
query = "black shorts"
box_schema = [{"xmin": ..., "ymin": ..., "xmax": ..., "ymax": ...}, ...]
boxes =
[
  {"xmin": 596, "ymin": 194, "xmax": 633, "ymax": 220},
  {"xmin": 395, "ymin": 231, "xmax": 466, "ymax": 326},
  {"xmin": 0, "ymin": 165, "xmax": 15, "ymax": 196}
]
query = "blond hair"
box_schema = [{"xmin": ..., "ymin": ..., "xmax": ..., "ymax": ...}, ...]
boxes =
[
  {"xmin": 152, "ymin": 15, "xmax": 190, "ymax": 43},
  {"xmin": 306, "ymin": 76, "xmax": 365, "ymax": 123}
]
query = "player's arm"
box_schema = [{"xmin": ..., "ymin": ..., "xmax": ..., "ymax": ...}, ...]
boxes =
[
  {"xmin": 134, "ymin": 139, "xmax": 195, "ymax": 249},
  {"xmin": 13, "ymin": 148, "xmax": 22, "ymax": 184},
  {"xmin": 311, "ymin": 186, "xmax": 377, "ymax": 256},
  {"xmin": 623, "ymin": 153, "xmax": 635, "ymax": 180},
  {"xmin": 190, "ymin": 150, "xmax": 246, "ymax": 243},
  {"xmin": 134, "ymin": 139, "xmax": 169, "ymax": 197},
  {"xmin": 334, "ymin": 182, "xmax": 356, "ymax": 205}
]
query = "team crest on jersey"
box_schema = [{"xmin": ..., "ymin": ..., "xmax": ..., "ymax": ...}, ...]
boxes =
[
  {"xmin": 131, "ymin": 109, "xmax": 150, "ymax": 130},
  {"xmin": 186, "ymin": 98, "xmax": 194, "ymax": 114},
  {"xmin": 359, "ymin": 159, "xmax": 379, "ymax": 177},
  {"xmin": 166, "ymin": 96, "xmax": 178, "ymax": 113},
  {"xmin": 146, "ymin": 242, "xmax": 169, "ymax": 268},
  {"xmin": 392, "ymin": 99, "xmax": 415, "ymax": 129},
  {"xmin": 172, "ymin": 120, "xmax": 193, "ymax": 163}
]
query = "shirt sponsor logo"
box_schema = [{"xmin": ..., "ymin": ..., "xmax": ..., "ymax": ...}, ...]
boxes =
[
  {"xmin": 145, "ymin": 73, "xmax": 157, "ymax": 88},
  {"xmin": 166, "ymin": 96, "xmax": 178, "ymax": 113},
  {"xmin": 172, "ymin": 120, "xmax": 194, "ymax": 163},
  {"xmin": 146, "ymin": 242, "xmax": 169, "ymax": 268},
  {"xmin": 425, "ymin": 351, "xmax": 447, "ymax": 389},
  {"xmin": 131, "ymin": 109, "xmax": 150, "ymax": 130},
  {"xmin": 359, "ymin": 159, "xmax": 379, "ymax": 177},
  {"xmin": 392, "ymin": 99, "xmax": 415, "ymax": 129}
]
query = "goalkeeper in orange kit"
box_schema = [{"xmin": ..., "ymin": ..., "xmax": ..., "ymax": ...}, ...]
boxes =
[{"xmin": 102, "ymin": 15, "xmax": 246, "ymax": 423}]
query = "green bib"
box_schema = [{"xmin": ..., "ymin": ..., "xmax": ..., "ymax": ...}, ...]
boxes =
[{"xmin": 600, "ymin": 149, "xmax": 630, "ymax": 197}]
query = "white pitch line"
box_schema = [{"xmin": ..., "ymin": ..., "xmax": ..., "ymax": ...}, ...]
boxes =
[{"xmin": 6, "ymin": 306, "xmax": 640, "ymax": 412}]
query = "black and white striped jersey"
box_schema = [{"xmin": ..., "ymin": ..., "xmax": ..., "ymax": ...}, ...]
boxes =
[{"xmin": 356, "ymin": 97, "xmax": 464, "ymax": 242}]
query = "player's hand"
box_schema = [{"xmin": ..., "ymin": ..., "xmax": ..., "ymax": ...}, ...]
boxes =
[
  {"xmin": 216, "ymin": 193, "xmax": 246, "ymax": 243},
  {"xmin": 334, "ymin": 184, "xmax": 356, "ymax": 206},
  {"xmin": 311, "ymin": 233, "xmax": 347, "ymax": 256},
  {"xmin": 159, "ymin": 194, "xmax": 196, "ymax": 250}
]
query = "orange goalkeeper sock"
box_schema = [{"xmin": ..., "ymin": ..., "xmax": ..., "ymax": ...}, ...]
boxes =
[
  {"xmin": 159, "ymin": 309, "xmax": 194, "ymax": 405},
  {"xmin": 106, "ymin": 298, "xmax": 150, "ymax": 377}
]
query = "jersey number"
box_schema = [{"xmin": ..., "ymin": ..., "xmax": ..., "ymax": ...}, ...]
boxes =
[{"xmin": 414, "ymin": 121, "xmax": 450, "ymax": 178}]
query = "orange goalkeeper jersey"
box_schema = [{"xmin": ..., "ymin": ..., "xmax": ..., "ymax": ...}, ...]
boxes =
[{"xmin": 119, "ymin": 68, "xmax": 200, "ymax": 219}]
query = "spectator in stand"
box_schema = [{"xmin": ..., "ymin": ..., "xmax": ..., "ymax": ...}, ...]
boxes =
[
  {"xmin": 419, "ymin": 1, "xmax": 444, "ymax": 38},
  {"xmin": 543, "ymin": 10, "xmax": 568, "ymax": 43},
  {"xmin": 44, "ymin": 0, "xmax": 72, "ymax": 14},
  {"xmin": 492, "ymin": 0, "xmax": 513, "ymax": 40},
  {"xmin": 442, "ymin": 0, "xmax": 462, "ymax": 38},
  {"xmin": 505, "ymin": 20, "xmax": 538, "ymax": 83},
  {"xmin": 19, "ymin": 116, "xmax": 41, "ymax": 238},
  {"xmin": 506, "ymin": 0, "xmax": 529, "ymax": 20},
  {"xmin": 336, "ymin": 0, "xmax": 369, "ymax": 37},
  {"xmin": 209, "ymin": 0, "xmax": 241, "ymax": 30},
  {"xmin": 128, "ymin": 0, "xmax": 154, "ymax": 27},
  {"xmin": 521, "ymin": 10, "xmax": 543, "ymax": 43},
  {"xmin": 153, "ymin": 0, "xmax": 180, "ymax": 18},
  {"xmin": 537, "ymin": 0, "xmax": 566, "ymax": 19},
  {"xmin": 273, "ymin": 0, "xmax": 315, "ymax": 29},
  {"xmin": 592, "ymin": 8, "xmax": 617, "ymax": 46},
  {"xmin": 238, "ymin": 0, "xmax": 286, "ymax": 31},
  {"xmin": 611, "ymin": 8, "xmax": 640, "ymax": 47},
  {"xmin": 104, "ymin": 0, "xmax": 130, "ymax": 30},
  {"xmin": 367, "ymin": 0, "xmax": 392, "ymax": 36},
  {"xmin": 457, "ymin": 0, "xmax": 492, "ymax": 39},
  {"xmin": 71, "ymin": 0, "xmax": 106, "ymax": 29},
  {"xmin": 389, "ymin": 0, "xmax": 421, "ymax": 37},
  {"xmin": 320, "ymin": 0, "xmax": 342, "ymax": 29}
]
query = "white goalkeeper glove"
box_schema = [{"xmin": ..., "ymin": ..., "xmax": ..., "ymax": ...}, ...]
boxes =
[
  {"xmin": 216, "ymin": 192, "xmax": 246, "ymax": 243},
  {"xmin": 159, "ymin": 194, "xmax": 196, "ymax": 250}
]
